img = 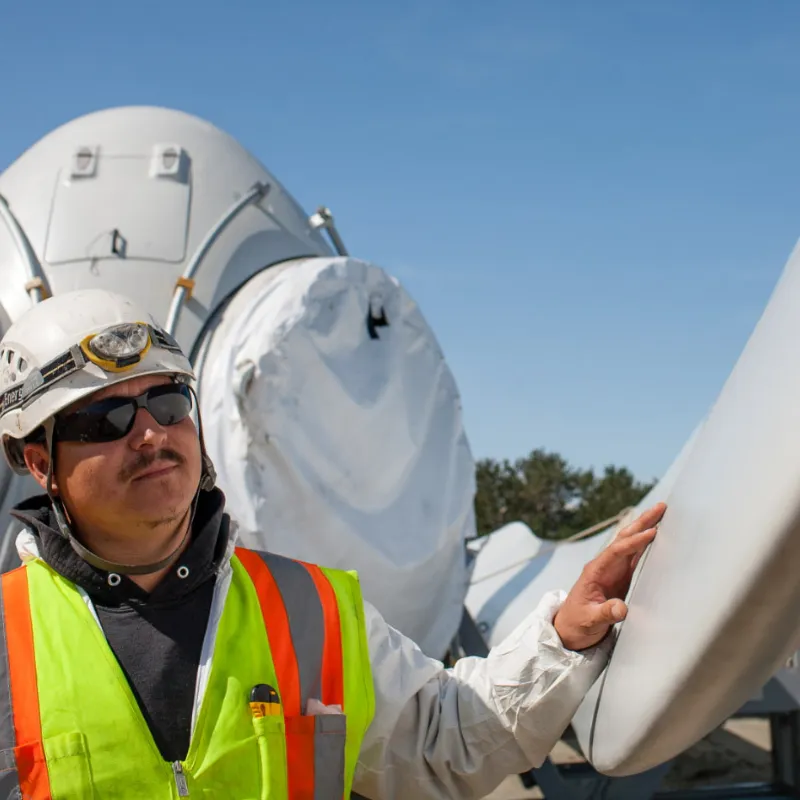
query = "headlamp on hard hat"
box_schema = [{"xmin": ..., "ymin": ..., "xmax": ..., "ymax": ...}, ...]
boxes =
[
  {"xmin": 80, "ymin": 323, "xmax": 152, "ymax": 372},
  {"xmin": 0, "ymin": 320, "xmax": 186, "ymax": 426}
]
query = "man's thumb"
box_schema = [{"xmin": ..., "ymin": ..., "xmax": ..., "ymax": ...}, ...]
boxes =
[{"xmin": 596, "ymin": 599, "xmax": 627, "ymax": 626}]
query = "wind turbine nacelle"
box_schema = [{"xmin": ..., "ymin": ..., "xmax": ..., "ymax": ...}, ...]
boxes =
[{"xmin": 0, "ymin": 107, "xmax": 477, "ymax": 658}]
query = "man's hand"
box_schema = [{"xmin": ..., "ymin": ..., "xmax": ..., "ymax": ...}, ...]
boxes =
[{"xmin": 553, "ymin": 502, "xmax": 667, "ymax": 652}]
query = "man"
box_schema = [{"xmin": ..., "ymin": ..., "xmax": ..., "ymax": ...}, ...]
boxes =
[{"xmin": 0, "ymin": 288, "xmax": 665, "ymax": 799}]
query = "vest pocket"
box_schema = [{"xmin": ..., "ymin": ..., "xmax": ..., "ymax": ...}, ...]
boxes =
[
  {"xmin": 252, "ymin": 715, "xmax": 288, "ymax": 799},
  {"xmin": 252, "ymin": 714, "xmax": 347, "ymax": 798},
  {"xmin": 19, "ymin": 732, "xmax": 96, "ymax": 799},
  {"xmin": 285, "ymin": 714, "xmax": 347, "ymax": 800}
]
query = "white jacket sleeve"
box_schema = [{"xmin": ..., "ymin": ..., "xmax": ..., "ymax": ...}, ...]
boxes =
[{"xmin": 352, "ymin": 591, "xmax": 612, "ymax": 799}]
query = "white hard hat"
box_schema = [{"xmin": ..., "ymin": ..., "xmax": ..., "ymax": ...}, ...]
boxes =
[{"xmin": 0, "ymin": 289, "xmax": 194, "ymax": 474}]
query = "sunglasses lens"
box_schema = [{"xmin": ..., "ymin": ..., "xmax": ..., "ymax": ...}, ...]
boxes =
[
  {"xmin": 102, "ymin": 404, "xmax": 139, "ymax": 438},
  {"xmin": 148, "ymin": 385, "xmax": 193, "ymax": 426},
  {"xmin": 57, "ymin": 399, "xmax": 136, "ymax": 443}
]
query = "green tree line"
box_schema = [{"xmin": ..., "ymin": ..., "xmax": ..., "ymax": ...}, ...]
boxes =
[{"xmin": 474, "ymin": 448, "xmax": 655, "ymax": 539}]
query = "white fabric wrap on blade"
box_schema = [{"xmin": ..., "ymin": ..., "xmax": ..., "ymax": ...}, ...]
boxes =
[{"xmin": 197, "ymin": 256, "xmax": 476, "ymax": 658}]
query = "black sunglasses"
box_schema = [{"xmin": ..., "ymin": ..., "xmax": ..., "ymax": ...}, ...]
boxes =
[{"xmin": 55, "ymin": 384, "xmax": 194, "ymax": 444}]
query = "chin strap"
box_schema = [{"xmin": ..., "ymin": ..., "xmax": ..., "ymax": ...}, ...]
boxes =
[
  {"xmin": 44, "ymin": 390, "xmax": 218, "ymax": 577},
  {"xmin": 192, "ymin": 385, "xmax": 217, "ymax": 493},
  {"xmin": 49, "ymin": 493, "xmax": 196, "ymax": 575}
]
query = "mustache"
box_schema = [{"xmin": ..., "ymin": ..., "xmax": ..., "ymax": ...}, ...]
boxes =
[{"xmin": 119, "ymin": 448, "xmax": 185, "ymax": 482}]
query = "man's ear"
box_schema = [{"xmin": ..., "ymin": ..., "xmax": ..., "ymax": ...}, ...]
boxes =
[{"xmin": 23, "ymin": 443, "xmax": 58, "ymax": 494}]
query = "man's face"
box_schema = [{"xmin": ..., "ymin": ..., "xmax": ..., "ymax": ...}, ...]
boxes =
[{"xmin": 26, "ymin": 374, "xmax": 202, "ymax": 534}]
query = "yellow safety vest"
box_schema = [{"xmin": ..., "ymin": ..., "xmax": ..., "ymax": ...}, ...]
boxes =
[{"xmin": 0, "ymin": 546, "xmax": 375, "ymax": 798}]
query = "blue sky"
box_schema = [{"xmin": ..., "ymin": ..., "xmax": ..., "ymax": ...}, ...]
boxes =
[{"xmin": 2, "ymin": 1, "xmax": 800, "ymax": 482}]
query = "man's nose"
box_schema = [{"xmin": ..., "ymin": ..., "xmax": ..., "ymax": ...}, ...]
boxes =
[{"xmin": 129, "ymin": 409, "xmax": 168, "ymax": 448}]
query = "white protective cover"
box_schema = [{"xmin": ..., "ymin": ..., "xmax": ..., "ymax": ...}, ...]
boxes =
[{"xmin": 197, "ymin": 256, "xmax": 476, "ymax": 658}]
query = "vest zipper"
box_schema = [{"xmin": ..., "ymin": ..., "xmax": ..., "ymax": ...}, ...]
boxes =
[{"xmin": 173, "ymin": 761, "xmax": 190, "ymax": 796}]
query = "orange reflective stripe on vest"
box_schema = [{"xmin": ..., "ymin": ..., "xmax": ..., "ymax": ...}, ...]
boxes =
[
  {"xmin": 236, "ymin": 549, "xmax": 304, "ymax": 716},
  {"xmin": 236, "ymin": 548, "xmax": 347, "ymax": 799},
  {"xmin": 1, "ymin": 565, "xmax": 51, "ymax": 799},
  {"xmin": 302, "ymin": 563, "xmax": 344, "ymax": 710}
]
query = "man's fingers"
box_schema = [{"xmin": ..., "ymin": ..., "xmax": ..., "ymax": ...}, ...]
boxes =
[
  {"xmin": 608, "ymin": 527, "xmax": 657, "ymax": 557},
  {"xmin": 588, "ymin": 528, "xmax": 656, "ymax": 575},
  {"xmin": 615, "ymin": 502, "xmax": 666, "ymax": 540}
]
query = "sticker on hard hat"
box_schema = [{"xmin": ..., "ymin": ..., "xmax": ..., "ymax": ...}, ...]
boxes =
[{"xmin": 0, "ymin": 385, "xmax": 23, "ymax": 413}]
